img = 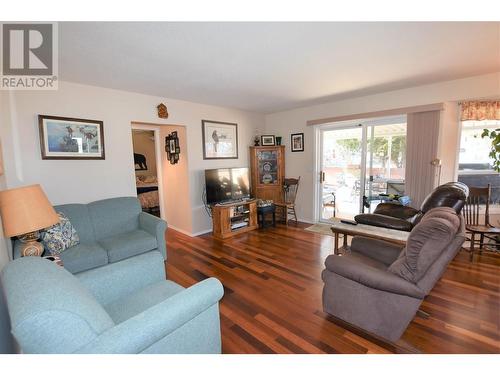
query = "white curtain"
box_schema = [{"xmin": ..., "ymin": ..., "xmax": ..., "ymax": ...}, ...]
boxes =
[{"xmin": 405, "ymin": 110, "xmax": 441, "ymax": 208}]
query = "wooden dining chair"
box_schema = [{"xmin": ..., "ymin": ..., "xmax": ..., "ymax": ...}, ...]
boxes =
[
  {"xmin": 275, "ymin": 177, "xmax": 300, "ymax": 225},
  {"xmin": 462, "ymin": 184, "xmax": 500, "ymax": 261}
]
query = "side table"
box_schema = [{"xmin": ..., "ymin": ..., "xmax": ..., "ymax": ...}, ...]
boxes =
[{"xmin": 257, "ymin": 204, "xmax": 276, "ymax": 228}]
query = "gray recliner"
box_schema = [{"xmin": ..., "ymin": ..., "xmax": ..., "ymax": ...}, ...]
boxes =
[{"xmin": 322, "ymin": 207, "xmax": 465, "ymax": 342}]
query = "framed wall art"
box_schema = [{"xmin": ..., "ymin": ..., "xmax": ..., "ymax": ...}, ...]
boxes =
[
  {"xmin": 202, "ymin": 120, "xmax": 238, "ymax": 159},
  {"xmin": 260, "ymin": 135, "xmax": 276, "ymax": 146},
  {"xmin": 291, "ymin": 133, "xmax": 304, "ymax": 152},
  {"xmin": 165, "ymin": 131, "xmax": 180, "ymax": 164},
  {"xmin": 38, "ymin": 115, "xmax": 105, "ymax": 160}
]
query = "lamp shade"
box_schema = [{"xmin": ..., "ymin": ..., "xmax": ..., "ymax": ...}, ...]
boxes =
[{"xmin": 0, "ymin": 184, "xmax": 60, "ymax": 237}]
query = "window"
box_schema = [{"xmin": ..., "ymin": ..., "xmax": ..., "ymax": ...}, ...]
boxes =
[
  {"xmin": 458, "ymin": 120, "xmax": 500, "ymax": 208},
  {"xmin": 458, "ymin": 120, "xmax": 498, "ymax": 173}
]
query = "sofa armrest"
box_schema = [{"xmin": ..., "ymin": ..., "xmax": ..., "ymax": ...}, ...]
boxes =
[
  {"xmin": 350, "ymin": 236, "xmax": 404, "ymax": 266},
  {"xmin": 139, "ymin": 212, "xmax": 167, "ymax": 260},
  {"xmin": 354, "ymin": 213, "xmax": 414, "ymax": 231},
  {"xmin": 76, "ymin": 277, "xmax": 224, "ymax": 353},
  {"xmin": 324, "ymin": 255, "xmax": 425, "ymax": 298}
]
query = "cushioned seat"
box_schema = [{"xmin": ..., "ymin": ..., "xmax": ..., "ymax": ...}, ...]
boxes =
[
  {"xmin": 99, "ymin": 229, "xmax": 158, "ymax": 263},
  {"xmin": 104, "ymin": 280, "xmax": 185, "ymax": 324},
  {"xmin": 60, "ymin": 243, "xmax": 108, "ymax": 274}
]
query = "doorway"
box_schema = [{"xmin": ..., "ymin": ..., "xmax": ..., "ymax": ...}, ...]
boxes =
[
  {"xmin": 132, "ymin": 127, "xmax": 164, "ymax": 218},
  {"xmin": 317, "ymin": 115, "xmax": 407, "ymax": 221}
]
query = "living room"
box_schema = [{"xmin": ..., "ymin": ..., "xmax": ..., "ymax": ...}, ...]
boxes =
[{"xmin": 0, "ymin": 2, "xmax": 499, "ymax": 372}]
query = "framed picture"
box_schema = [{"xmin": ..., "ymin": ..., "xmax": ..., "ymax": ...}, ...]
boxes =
[
  {"xmin": 202, "ymin": 120, "xmax": 238, "ymax": 159},
  {"xmin": 291, "ymin": 133, "xmax": 304, "ymax": 152},
  {"xmin": 38, "ymin": 115, "xmax": 105, "ymax": 160},
  {"xmin": 165, "ymin": 131, "xmax": 180, "ymax": 165},
  {"xmin": 261, "ymin": 135, "xmax": 276, "ymax": 146}
]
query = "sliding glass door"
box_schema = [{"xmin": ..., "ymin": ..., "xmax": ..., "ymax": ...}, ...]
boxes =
[{"xmin": 318, "ymin": 116, "xmax": 406, "ymax": 222}]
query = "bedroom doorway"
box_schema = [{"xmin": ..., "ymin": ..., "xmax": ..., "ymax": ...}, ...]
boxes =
[{"xmin": 131, "ymin": 127, "xmax": 164, "ymax": 218}]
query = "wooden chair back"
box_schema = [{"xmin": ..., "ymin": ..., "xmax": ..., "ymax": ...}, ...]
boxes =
[
  {"xmin": 283, "ymin": 177, "xmax": 300, "ymax": 205},
  {"xmin": 463, "ymin": 184, "xmax": 491, "ymax": 226}
]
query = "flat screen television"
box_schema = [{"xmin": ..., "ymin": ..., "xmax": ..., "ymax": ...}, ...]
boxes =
[{"xmin": 205, "ymin": 168, "xmax": 250, "ymax": 204}]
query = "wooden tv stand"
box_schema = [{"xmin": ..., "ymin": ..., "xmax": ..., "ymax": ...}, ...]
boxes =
[{"xmin": 211, "ymin": 199, "xmax": 258, "ymax": 240}]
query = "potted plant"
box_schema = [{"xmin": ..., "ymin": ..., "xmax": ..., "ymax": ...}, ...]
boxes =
[{"xmin": 481, "ymin": 128, "xmax": 500, "ymax": 172}]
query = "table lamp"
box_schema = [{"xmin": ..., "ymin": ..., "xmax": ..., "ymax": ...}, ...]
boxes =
[{"xmin": 0, "ymin": 184, "xmax": 60, "ymax": 256}]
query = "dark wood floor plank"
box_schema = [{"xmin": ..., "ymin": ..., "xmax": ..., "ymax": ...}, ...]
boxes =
[{"xmin": 165, "ymin": 223, "xmax": 500, "ymax": 354}]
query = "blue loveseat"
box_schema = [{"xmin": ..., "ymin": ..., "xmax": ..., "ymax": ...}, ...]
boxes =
[{"xmin": 14, "ymin": 197, "xmax": 166, "ymax": 276}]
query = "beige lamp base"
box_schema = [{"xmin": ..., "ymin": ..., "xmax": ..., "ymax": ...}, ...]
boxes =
[
  {"xmin": 19, "ymin": 231, "xmax": 44, "ymax": 257},
  {"xmin": 20, "ymin": 240, "xmax": 44, "ymax": 257}
]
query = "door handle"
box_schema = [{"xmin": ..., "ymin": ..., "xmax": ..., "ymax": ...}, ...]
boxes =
[{"xmin": 320, "ymin": 171, "xmax": 325, "ymax": 183}]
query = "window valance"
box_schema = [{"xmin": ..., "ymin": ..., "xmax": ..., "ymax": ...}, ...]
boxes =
[{"xmin": 460, "ymin": 101, "xmax": 500, "ymax": 121}]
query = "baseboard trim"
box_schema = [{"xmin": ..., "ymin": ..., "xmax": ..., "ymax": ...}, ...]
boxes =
[{"xmin": 167, "ymin": 225, "xmax": 213, "ymax": 237}]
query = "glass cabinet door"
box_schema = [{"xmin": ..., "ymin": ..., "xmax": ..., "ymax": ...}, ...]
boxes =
[{"xmin": 257, "ymin": 149, "xmax": 279, "ymax": 185}]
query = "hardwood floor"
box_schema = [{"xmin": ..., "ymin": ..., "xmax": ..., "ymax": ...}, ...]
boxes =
[{"xmin": 165, "ymin": 223, "xmax": 500, "ymax": 354}]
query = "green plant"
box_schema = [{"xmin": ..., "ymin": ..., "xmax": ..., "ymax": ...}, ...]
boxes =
[{"xmin": 481, "ymin": 128, "xmax": 500, "ymax": 172}]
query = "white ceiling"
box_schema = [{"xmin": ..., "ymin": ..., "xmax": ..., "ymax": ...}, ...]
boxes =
[{"xmin": 59, "ymin": 22, "xmax": 500, "ymax": 113}]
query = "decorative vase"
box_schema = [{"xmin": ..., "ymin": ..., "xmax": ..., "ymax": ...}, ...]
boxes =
[{"xmin": 276, "ymin": 136, "xmax": 282, "ymax": 145}]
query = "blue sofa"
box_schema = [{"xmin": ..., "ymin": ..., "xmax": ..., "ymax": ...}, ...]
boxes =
[
  {"xmin": 1, "ymin": 256, "xmax": 224, "ymax": 353},
  {"xmin": 14, "ymin": 197, "xmax": 167, "ymax": 276}
]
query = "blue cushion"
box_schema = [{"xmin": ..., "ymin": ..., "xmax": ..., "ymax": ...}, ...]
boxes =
[
  {"xmin": 88, "ymin": 197, "xmax": 141, "ymax": 241},
  {"xmin": 1, "ymin": 257, "xmax": 114, "ymax": 353},
  {"xmin": 60, "ymin": 243, "xmax": 108, "ymax": 274},
  {"xmin": 104, "ymin": 280, "xmax": 184, "ymax": 324},
  {"xmin": 99, "ymin": 230, "xmax": 157, "ymax": 263}
]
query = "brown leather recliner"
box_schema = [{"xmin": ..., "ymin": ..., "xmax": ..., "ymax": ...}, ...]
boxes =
[{"xmin": 354, "ymin": 182, "xmax": 469, "ymax": 231}]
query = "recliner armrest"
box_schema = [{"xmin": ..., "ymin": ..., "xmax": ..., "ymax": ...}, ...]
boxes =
[
  {"xmin": 139, "ymin": 212, "xmax": 167, "ymax": 260},
  {"xmin": 76, "ymin": 277, "xmax": 224, "ymax": 353},
  {"xmin": 323, "ymin": 255, "xmax": 425, "ymax": 299},
  {"xmin": 350, "ymin": 236, "xmax": 404, "ymax": 266},
  {"xmin": 354, "ymin": 213, "xmax": 414, "ymax": 231}
]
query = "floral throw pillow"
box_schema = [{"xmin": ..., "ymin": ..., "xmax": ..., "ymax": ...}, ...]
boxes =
[{"xmin": 41, "ymin": 212, "xmax": 80, "ymax": 255}]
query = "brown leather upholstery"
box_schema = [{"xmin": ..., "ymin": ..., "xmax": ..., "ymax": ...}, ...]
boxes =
[{"xmin": 354, "ymin": 182, "xmax": 469, "ymax": 231}]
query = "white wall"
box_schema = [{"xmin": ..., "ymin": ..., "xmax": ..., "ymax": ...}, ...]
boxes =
[
  {"xmin": 1, "ymin": 81, "xmax": 264, "ymax": 235},
  {"xmin": 264, "ymin": 72, "xmax": 500, "ymax": 223}
]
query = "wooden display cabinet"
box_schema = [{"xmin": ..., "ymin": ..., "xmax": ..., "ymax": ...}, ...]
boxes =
[
  {"xmin": 249, "ymin": 145, "xmax": 285, "ymax": 203},
  {"xmin": 211, "ymin": 199, "xmax": 258, "ymax": 240}
]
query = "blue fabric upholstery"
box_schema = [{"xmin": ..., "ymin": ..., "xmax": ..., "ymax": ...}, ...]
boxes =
[
  {"xmin": 13, "ymin": 197, "xmax": 167, "ymax": 276},
  {"xmin": 55, "ymin": 204, "xmax": 96, "ymax": 244},
  {"xmin": 1, "ymin": 256, "xmax": 224, "ymax": 354},
  {"xmin": 60, "ymin": 243, "xmax": 108, "ymax": 274},
  {"xmin": 77, "ymin": 251, "xmax": 166, "ymax": 305},
  {"xmin": 88, "ymin": 197, "xmax": 141, "ymax": 241},
  {"xmin": 1, "ymin": 257, "xmax": 114, "ymax": 353},
  {"xmin": 104, "ymin": 280, "xmax": 184, "ymax": 324},
  {"xmin": 99, "ymin": 230, "xmax": 157, "ymax": 263}
]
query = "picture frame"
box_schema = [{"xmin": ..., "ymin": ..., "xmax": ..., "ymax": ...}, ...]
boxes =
[
  {"xmin": 291, "ymin": 133, "xmax": 304, "ymax": 152},
  {"xmin": 38, "ymin": 115, "xmax": 105, "ymax": 160},
  {"xmin": 165, "ymin": 130, "xmax": 180, "ymax": 165},
  {"xmin": 202, "ymin": 120, "xmax": 238, "ymax": 159},
  {"xmin": 261, "ymin": 135, "xmax": 276, "ymax": 146}
]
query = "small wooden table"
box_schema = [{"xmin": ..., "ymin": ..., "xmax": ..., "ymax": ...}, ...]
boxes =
[{"xmin": 330, "ymin": 219, "xmax": 409, "ymax": 255}]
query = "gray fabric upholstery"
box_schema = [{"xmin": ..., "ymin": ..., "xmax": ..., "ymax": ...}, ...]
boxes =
[
  {"xmin": 322, "ymin": 207, "xmax": 465, "ymax": 342},
  {"xmin": 388, "ymin": 207, "xmax": 460, "ymax": 283},
  {"xmin": 350, "ymin": 236, "xmax": 404, "ymax": 266},
  {"xmin": 55, "ymin": 204, "xmax": 96, "ymax": 244},
  {"xmin": 323, "ymin": 256, "xmax": 425, "ymax": 298}
]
